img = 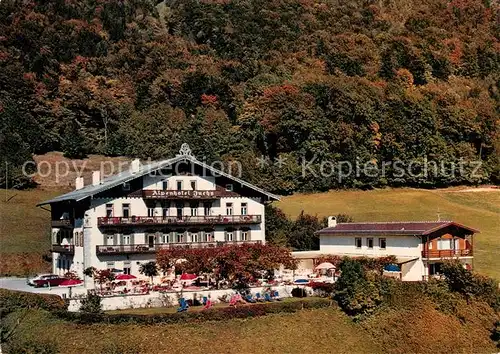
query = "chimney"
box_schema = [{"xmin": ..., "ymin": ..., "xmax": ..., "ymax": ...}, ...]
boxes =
[
  {"xmin": 92, "ymin": 171, "xmax": 101, "ymax": 186},
  {"xmin": 75, "ymin": 177, "xmax": 84, "ymax": 190},
  {"xmin": 130, "ymin": 159, "xmax": 141, "ymax": 174},
  {"xmin": 327, "ymin": 216, "xmax": 337, "ymax": 228}
]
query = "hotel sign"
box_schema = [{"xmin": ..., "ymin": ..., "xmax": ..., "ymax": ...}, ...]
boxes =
[{"xmin": 143, "ymin": 190, "xmax": 231, "ymax": 199}]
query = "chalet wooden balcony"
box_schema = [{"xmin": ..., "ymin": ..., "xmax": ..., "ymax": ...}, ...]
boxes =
[
  {"xmin": 97, "ymin": 215, "xmax": 261, "ymax": 227},
  {"xmin": 51, "ymin": 244, "xmax": 75, "ymax": 254},
  {"xmin": 422, "ymin": 249, "xmax": 472, "ymax": 258},
  {"xmin": 51, "ymin": 219, "xmax": 73, "ymax": 228},
  {"xmin": 96, "ymin": 240, "xmax": 262, "ymax": 255}
]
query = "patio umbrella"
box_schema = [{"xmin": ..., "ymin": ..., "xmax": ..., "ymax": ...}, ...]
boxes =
[
  {"xmin": 384, "ymin": 264, "xmax": 401, "ymax": 272},
  {"xmin": 59, "ymin": 279, "xmax": 83, "ymax": 287},
  {"xmin": 180, "ymin": 273, "xmax": 197, "ymax": 281},
  {"xmin": 315, "ymin": 262, "xmax": 336, "ymax": 270},
  {"xmin": 59, "ymin": 279, "xmax": 83, "ymax": 298},
  {"xmin": 115, "ymin": 274, "xmax": 137, "ymax": 280}
]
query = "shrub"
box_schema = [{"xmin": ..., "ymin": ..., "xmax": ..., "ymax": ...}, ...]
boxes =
[
  {"xmin": 309, "ymin": 282, "xmax": 335, "ymax": 297},
  {"xmin": 0, "ymin": 289, "xmax": 66, "ymax": 312},
  {"xmin": 291, "ymin": 287, "xmax": 308, "ymax": 297},
  {"xmin": 5, "ymin": 338, "xmax": 58, "ymax": 354},
  {"xmin": 54, "ymin": 298, "xmax": 332, "ymax": 325},
  {"xmin": 79, "ymin": 293, "xmax": 103, "ymax": 314}
]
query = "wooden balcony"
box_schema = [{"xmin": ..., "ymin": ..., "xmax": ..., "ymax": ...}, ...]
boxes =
[
  {"xmin": 51, "ymin": 244, "xmax": 75, "ymax": 254},
  {"xmin": 96, "ymin": 240, "xmax": 262, "ymax": 255},
  {"xmin": 422, "ymin": 249, "xmax": 472, "ymax": 258},
  {"xmin": 97, "ymin": 215, "xmax": 261, "ymax": 227},
  {"xmin": 51, "ymin": 219, "xmax": 73, "ymax": 228}
]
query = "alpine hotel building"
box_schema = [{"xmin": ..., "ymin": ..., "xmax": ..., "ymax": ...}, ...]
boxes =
[{"xmin": 39, "ymin": 144, "xmax": 279, "ymax": 288}]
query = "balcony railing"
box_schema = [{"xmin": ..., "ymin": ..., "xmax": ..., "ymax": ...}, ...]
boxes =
[
  {"xmin": 51, "ymin": 219, "xmax": 73, "ymax": 228},
  {"xmin": 97, "ymin": 215, "xmax": 261, "ymax": 227},
  {"xmin": 96, "ymin": 240, "xmax": 261, "ymax": 255},
  {"xmin": 51, "ymin": 244, "xmax": 75, "ymax": 254},
  {"xmin": 422, "ymin": 249, "xmax": 472, "ymax": 258}
]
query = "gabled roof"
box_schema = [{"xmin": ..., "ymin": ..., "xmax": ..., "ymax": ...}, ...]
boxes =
[
  {"xmin": 316, "ymin": 221, "xmax": 479, "ymax": 236},
  {"xmin": 37, "ymin": 146, "xmax": 280, "ymax": 206}
]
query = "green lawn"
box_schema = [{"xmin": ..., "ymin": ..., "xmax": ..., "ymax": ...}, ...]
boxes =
[{"xmin": 278, "ymin": 188, "xmax": 500, "ymax": 279}]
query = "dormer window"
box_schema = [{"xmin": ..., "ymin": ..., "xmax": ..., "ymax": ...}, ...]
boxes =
[
  {"xmin": 225, "ymin": 184, "xmax": 233, "ymax": 192},
  {"xmin": 162, "ymin": 180, "xmax": 168, "ymax": 190},
  {"xmin": 190, "ymin": 180, "xmax": 196, "ymax": 190},
  {"xmin": 177, "ymin": 181, "xmax": 183, "ymax": 191}
]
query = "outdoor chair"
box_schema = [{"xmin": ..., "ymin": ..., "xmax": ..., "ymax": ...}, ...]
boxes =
[
  {"xmin": 203, "ymin": 298, "xmax": 213, "ymax": 310},
  {"xmin": 245, "ymin": 294, "xmax": 256, "ymax": 303},
  {"xmin": 255, "ymin": 293, "xmax": 264, "ymax": 302},
  {"xmin": 273, "ymin": 290, "xmax": 282, "ymax": 301},
  {"xmin": 177, "ymin": 298, "xmax": 189, "ymax": 312},
  {"xmin": 264, "ymin": 293, "xmax": 274, "ymax": 302}
]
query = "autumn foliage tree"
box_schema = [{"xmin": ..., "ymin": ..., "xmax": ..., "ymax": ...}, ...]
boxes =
[{"xmin": 156, "ymin": 244, "xmax": 297, "ymax": 288}]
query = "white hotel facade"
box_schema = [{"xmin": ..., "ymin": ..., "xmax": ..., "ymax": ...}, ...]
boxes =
[{"xmin": 39, "ymin": 145, "xmax": 278, "ymax": 288}]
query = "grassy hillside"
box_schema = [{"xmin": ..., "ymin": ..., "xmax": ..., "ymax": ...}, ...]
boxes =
[
  {"xmin": 1, "ymin": 186, "xmax": 498, "ymax": 278},
  {"xmin": 7, "ymin": 300, "xmax": 498, "ymax": 354},
  {"xmin": 278, "ymin": 188, "xmax": 500, "ymax": 279}
]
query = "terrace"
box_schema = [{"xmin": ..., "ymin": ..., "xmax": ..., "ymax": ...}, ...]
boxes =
[
  {"xmin": 97, "ymin": 215, "xmax": 261, "ymax": 227},
  {"xmin": 51, "ymin": 244, "xmax": 75, "ymax": 254}
]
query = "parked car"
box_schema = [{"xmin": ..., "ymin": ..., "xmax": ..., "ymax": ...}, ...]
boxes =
[{"xmin": 27, "ymin": 274, "xmax": 65, "ymax": 288}]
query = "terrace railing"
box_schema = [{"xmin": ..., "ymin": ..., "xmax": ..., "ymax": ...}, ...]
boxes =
[
  {"xmin": 96, "ymin": 240, "xmax": 262, "ymax": 255},
  {"xmin": 421, "ymin": 249, "xmax": 472, "ymax": 258},
  {"xmin": 97, "ymin": 215, "xmax": 261, "ymax": 227},
  {"xmin": 51, "ymin": 244, "xmax": 75, "ymax": 254}
]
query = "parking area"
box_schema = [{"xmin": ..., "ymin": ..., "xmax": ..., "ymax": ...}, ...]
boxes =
[{"xmin": 0, "ymin": 277, "xmax": 85, "ymax": 297}]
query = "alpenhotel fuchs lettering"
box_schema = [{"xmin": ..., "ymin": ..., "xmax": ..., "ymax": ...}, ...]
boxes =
[{"xmin": 144, "ymin": 190, "xmax": 220, "ymax": 199}]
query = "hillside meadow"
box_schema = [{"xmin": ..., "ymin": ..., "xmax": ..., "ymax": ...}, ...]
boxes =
[{"xmin": 0, "ymin": 186, "xmax": 498, "ymax": 279}]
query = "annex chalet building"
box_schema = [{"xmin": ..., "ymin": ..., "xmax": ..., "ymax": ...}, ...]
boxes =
[
  {"xmin": 310, "ymin": 217, "xmax": 477, "ymax": 281},
  {"xmin": 38, "ymin": 144, "xmax": 279, "ymax": 288}
]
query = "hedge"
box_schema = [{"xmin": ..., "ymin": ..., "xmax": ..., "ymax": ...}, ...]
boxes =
[
  {"xmin": 55, "ymin": 298, "xmax": 333, "ymax": 325},
  {"xmin": 0, "ymin": 289, "xmax": 67, "ymax": 312}
]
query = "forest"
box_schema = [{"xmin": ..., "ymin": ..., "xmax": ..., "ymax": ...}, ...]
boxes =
[{"xmin": 0, "ymin": 0, "xmax": 498, "ymax": 193}]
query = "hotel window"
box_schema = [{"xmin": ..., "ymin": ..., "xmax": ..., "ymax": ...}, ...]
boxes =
[
  {"xmin": 225, "ymin": 184, "xmax": 233, "ymax": 192},
  {"xmin": 202, "ymin": 231, "xmax": 211, "ymax": 242},
  {"xmin": 241, "ymin": 203, "xmax": 248, "ymax": 215},
  {"xmin": 437, "ymin": 238, "xmax": 452, "ymax": 250},
  {"xmin": 204, "ymin": 202, "xmax": 212, "ymax": 216},
  {"xmin": 176, "ymin": 232, "xmax": 184, "ymax": 243},
  {"xmin": 176, "ymin": 202, "xmax": 184, "ymax": 218},
  {"xmin": 123, "ymin": 261, "xmax": 131, "ymax": 275},
  {"xmin": 177, "ymin": 181, "xmax": 183, "ymax": 191},
  {"xmin": 191, "ymin": 232, "xmax": 200, "ymax": 243},
  {"xmin": 122, "ymin": 182, "xmax": 130, "ymax": 191},
  {"xmin": 190, "ymin": 202, "xmax": 198, "ymax": 216},
  {"xmin": 241, "ymin": 230, "xmax": 250, "ymax": 241},
  {"xmin": 105, "ymin": 234, "xmax": 115, "ymax": 245},
  {"xmin": 226, "ymin": 203, "xmax": 233, "ymax": 215},
  {"xmin": 379, "ymin": 238, "xmax": 387, "ymax": 249},
  {"xmin": 355, "ymin": 237, "xmax": 362, "ymax": 248},
  {"xmin": 367, "ymin": 238, "xmax": 374, "ymax": 249},
  {"xmin": 106, "ymin": 261, "xmax": 115, "ymax": 270},
  {"xmin": 122, "ymin": 204, "xmax": 130, "ymax": 218},
  {"xmin": 161, "ymin": 233, "xmax": 170, "ymax": 244},
  {"xmin": 105, "ymin": 204, "xmax": 113, "ymax": 217},
  {"xmin": 162, "ymin": 180, "xmax": 168, "ymax": 190},
  {"xmin": 162, "ymin": 202, "xmax": 169, "ymax": 217},
  {"xmin": 225, "ymin": 230, "xmax": 234, "ymax": 241},
  {"xmin": 122, "ymin": 234, "xmax": 131, "ymax": 245},
  {"xmin": 147, "ymin": 207, "xmax": 155, "ymax": 217},
  {"xmin": 190, "ymin": 180, "xmax": 196, "ymax": 190}
]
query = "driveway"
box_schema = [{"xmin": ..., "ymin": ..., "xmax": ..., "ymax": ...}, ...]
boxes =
[{"xmin": 0, "ymin": 277, "xmax": 86, "ymax": 297}]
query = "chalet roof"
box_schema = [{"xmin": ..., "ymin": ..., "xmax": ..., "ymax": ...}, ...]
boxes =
[
  {"xmin": 37, "ymin": 145, "xmax": 280, "ymax": 206},
  {"xmin": 316, "ymin": 221, "xmax": 479, "ymax": 236}
]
